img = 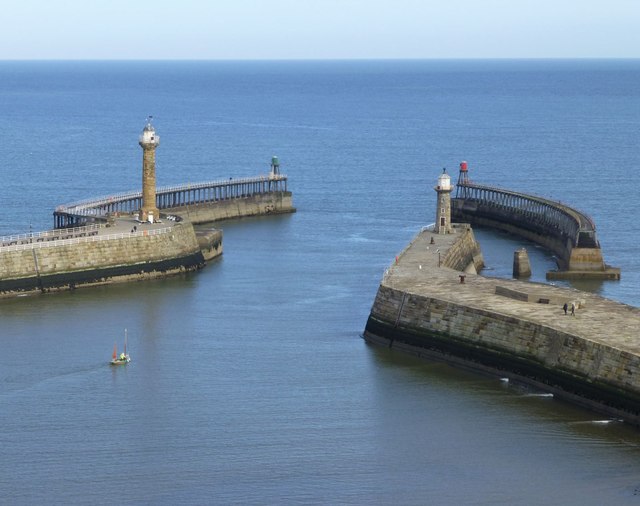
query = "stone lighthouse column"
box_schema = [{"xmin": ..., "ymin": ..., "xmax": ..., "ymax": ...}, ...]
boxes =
[
  {"xmin": 139, "ymin": 117, "xmax": 160, "ymax": 223},
  {"xmin": 434, "ymin": 168, "xmax": 453, "ymax": 234}
]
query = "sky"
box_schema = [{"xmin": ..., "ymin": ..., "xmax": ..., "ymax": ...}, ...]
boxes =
[{"xmin": 0, "ymin": 0, "xmax": 638, "ymax": 59}]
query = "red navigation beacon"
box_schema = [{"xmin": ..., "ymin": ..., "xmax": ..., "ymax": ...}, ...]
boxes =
[{"xmin": 457, "ymin": 160, "xmax": 470, "ymax": 188}]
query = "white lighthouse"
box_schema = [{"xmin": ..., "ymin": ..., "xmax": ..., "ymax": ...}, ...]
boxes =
[
  {"xmin": 139, "ymin": 117, "xmax": 160, "ymax": 223},
  {"xmin": 434, "ymin": 168, "xmax": 453, "ymax": 234}
]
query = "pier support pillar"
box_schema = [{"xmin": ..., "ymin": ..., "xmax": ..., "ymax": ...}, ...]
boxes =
[{"xmin": 513, "ymin": 248, "xmax": 531, "ymax": 278}]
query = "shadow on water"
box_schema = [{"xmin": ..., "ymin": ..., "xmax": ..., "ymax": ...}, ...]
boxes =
[
  {"xmin": 471, "ymin": 226, "xmax": 611, "ymax": 296},
  {"xmin": 364, "ymin": 341, "xmax": 640, "ymax": 445},
  {"xmin": 567, "ymin": 278, "xmax": 606, "ymax": 295}
]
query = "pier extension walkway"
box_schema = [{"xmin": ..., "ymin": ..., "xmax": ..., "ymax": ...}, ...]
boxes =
[
  {"xmin": 452, "ymin": 163, "xmax": 620, "ymax": 280},
  {"xmin": 54, "ymin": 172, "xmax": 289, "ymax": 228}
]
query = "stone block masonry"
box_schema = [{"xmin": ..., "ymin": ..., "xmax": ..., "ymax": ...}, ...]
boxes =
[
  {"xmin": 440, "ymin": 224, "xmax": 484, "ymax": 273},
  {"xmin": 0, "ymin": 222, "xmax": 208, "ymax": 296},
  {"xmin": 364, "ymin": 227, "xmax": 640, "ymax": 425}
]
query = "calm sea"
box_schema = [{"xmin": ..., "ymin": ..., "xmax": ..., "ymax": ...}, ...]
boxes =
[{"xmin": 0, "ymin": 60, "xmax": 639, "ymax": 505}]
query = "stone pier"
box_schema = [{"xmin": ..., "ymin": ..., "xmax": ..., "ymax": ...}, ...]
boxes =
[{"xmin": 364, "ymin": 225, "xmax": 640, "ymax": 425}]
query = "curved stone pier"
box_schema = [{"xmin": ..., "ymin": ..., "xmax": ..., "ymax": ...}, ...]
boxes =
[
  {"xmin": 364, "ymin": 225, "xmax": 640, "ymax": 425},
  {"xmin": 452, "ymin": 164, "xmax": 620, "ymax": 280},
  {"xmin": 0, "ymin": 220, "xmax": 208, "ymax": 296}
]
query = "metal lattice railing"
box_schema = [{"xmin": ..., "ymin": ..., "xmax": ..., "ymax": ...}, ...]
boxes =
[{"xmin": 1, "ymin": 226, "xmax": 173, "ymax": 252}]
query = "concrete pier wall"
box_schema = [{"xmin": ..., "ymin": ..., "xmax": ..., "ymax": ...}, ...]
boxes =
[{"xmin": 164, "ymin": 191, "xmax": 294, "ymax": 225}]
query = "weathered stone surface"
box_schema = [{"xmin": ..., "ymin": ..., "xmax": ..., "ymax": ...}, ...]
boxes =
[
  {"xmin": 196, "ymin": 229, "xmax": 223, "ymax": 261},
  {"xmin": 0, "ymin": 190, "xmax": 294, "ymax": 298},
  {"xmin": 0, "ymin": 222, "xmax": 207, "ymax": 296},
  {"xmin": 165, "ymin": 192, "xmax": 295, "ymax": 225},
  {"xmin": 513, "ymin": 248, "xmax": 531, "ymax": 278},
  {"xmin": 364, "ymin": 227, "xmax": 640, "ymax": 424}
]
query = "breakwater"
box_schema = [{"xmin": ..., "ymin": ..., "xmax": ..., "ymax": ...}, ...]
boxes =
[
  {"xmin": 0, "ymin": 174, "xmax": 295, "ymax": 298},
  {"xmin": 0, "ymin": 172, "xmax": 293, "ymax": 298},
  {"xmin": 364, "ymin": 226, "xmax": 640, "ymax": 425},
  {"xmin": 0, "ymin": 220, "xmax": 221, "ymax": 297},
  {"xmin": 164, "ymin": 189, "xmax": 294, "ymax": 225}
]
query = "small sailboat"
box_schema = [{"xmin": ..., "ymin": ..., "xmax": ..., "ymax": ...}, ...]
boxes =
[{"xmin": 110, "ymin": 329, "xmax": 131, "ymax": 365}]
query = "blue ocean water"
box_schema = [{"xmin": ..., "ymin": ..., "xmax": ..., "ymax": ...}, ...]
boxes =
[{"xmin": 0, "ymin": 60, "xmax": 640, "ymax": 505}]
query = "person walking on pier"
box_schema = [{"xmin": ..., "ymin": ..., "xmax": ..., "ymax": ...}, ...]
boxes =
[
  {"xmin": 571, "ymin": 302, "xmax": 576, "ymax": 316},
  {"xmin": 563, "ymin": 303, "xmax": 568, "ymax": 315}
]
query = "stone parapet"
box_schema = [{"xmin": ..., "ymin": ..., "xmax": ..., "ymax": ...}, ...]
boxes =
[
  {"xmin": 441, "ymin": 224, "xmax": 484, "ymax": 273},
  {"xmin": 0, "ymin": 222, "xmax": 207, "ymax": 296}
]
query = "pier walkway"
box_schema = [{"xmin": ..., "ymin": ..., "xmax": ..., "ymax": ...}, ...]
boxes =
[
  {"xmin": 0, "ymin": 218, "xmax": 173, "ymax": 252},
  {"xmin": 454, "ymin": 181, "xmax": 598, "ymax": 249},
  {"xmin": 54, "ymin": 172, "xmax": 289, "ymax": 228}
]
